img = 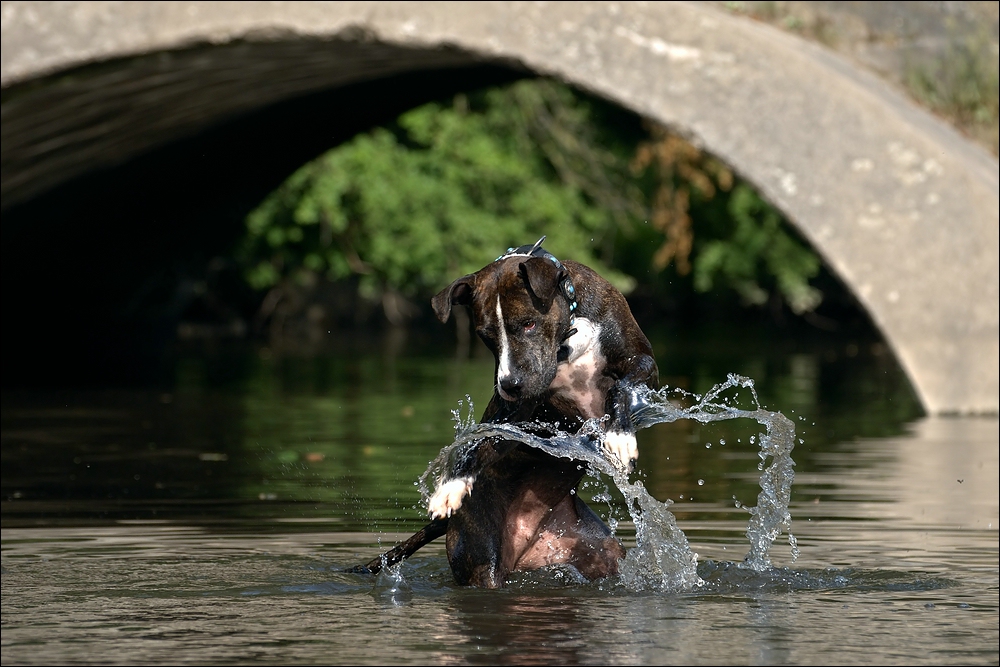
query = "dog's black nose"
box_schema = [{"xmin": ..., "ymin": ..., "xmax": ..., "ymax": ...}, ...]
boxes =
[{"xmin": 499, "ymin": 375, "xmax": 523, "ymax": 398}]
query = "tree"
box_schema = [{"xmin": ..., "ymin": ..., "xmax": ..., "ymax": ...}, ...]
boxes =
[{"xmin": 238, "ymin": 78, "xmax": 824, "ymax": 333}]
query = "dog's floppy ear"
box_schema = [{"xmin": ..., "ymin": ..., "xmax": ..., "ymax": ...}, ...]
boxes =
[
  {"xmin": 431, "ymin": 274, "xmax": 475, "ymax": 323},
  {"xmin": 519, "ymin": 256, "xmax": 564, "ymax": 308}
]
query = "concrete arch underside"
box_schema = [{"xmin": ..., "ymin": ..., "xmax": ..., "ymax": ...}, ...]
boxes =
[{"xmin": 2, "ymin": 1, "xmax": 997, "ymax": 414}]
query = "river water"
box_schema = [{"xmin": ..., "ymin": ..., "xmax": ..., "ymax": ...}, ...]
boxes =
[{"xmin": 2, "ymin": 330, "xmax": 997, "ymax": 665}]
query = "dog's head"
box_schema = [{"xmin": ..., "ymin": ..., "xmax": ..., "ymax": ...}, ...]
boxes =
[{"xmin": 432, "ymin": 243, "xmax": 578, "ymax": 404}]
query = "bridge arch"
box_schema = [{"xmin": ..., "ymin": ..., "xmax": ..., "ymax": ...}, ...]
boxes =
[{"xmin": 2, "ymin": 1, "xmax": 997, "ymax": 414}]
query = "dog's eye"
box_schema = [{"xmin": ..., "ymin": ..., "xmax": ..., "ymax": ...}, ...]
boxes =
[{"xmin": 523, "ymin": 321, "xmax": 536, "ymax": 332}]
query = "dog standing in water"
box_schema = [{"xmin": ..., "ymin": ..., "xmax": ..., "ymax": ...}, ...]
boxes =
[{"xmin": 354, "ymin": 238, "xmax": 658, "ymax": 587}]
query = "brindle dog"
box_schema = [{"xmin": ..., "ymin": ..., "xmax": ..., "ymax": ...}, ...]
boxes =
[{"xmin": 353, "ymin": 239, "xmax": 658, "ymax": 587}]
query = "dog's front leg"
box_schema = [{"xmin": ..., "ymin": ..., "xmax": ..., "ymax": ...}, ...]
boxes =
[
  {"xmin": 603, "ymin": 354, "xmax": 659, "ymax": 472},
  {"xmin": 428, "ymin": 394, "xmax": 535, "ymax": 519},
  {"xmin": 427, "ymin": 436, "xmax": 521, "ymax": 519}
]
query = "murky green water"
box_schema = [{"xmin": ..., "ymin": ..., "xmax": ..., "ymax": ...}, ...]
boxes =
[{"xmin": 2, "ymin": 331, "xmax": 997, "ymax": 665}]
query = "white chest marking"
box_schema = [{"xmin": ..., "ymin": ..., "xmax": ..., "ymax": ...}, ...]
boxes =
[{"xmin": 549, "ymin": 317, "xmax": 606, "ymax": 419}]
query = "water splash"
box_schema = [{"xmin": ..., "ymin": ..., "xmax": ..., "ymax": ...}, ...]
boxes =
[
  {"xmin": 372, "ymin": 558, "xmax": 412, "ymax": 605},
  {"xmin": 420, "ymin": 373, "xmax": 797, "ymax": 591}
]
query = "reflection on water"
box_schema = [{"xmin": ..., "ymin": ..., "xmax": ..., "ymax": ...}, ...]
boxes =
[{"xmin": 2, "ymin": 331, "xmax": 997, "ymax": 665}]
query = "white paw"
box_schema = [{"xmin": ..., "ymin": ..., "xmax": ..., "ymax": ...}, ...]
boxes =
[
  {"xmin": 602, "ymin": 431, "xmax": 638, "ymax": 472},
  {"xmin": 427, "ymin": 477, "xmax": 474, "ymax": 519}
]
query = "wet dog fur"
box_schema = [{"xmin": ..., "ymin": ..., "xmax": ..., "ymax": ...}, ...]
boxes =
[{"xmin": 354, "ymin": 247, "xmax": 658, "ymax": 587}]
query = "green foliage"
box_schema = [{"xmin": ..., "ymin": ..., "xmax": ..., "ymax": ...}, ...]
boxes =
[
  {"xmin": 905, "ymin": 27, "xmax": 999, "ymax": 155},
  {"xmin": 239, "ymin": 78, "xmax": 825, "ymax": 325},
  {"xmin": 692, "ymin": 185, "xmax": 822, "ymax": 314},
  {"xmin": 240, "ymin": 80, "xmax": 638, "ymax": 315}
]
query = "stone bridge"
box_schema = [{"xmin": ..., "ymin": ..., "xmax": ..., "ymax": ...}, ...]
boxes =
[{"xmin": 2, "ymin": 1, "xmax": 997, "ymax": 414}]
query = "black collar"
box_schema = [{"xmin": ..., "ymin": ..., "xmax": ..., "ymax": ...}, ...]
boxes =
[{"xmin": 495, "ymin": 236, "xmax": 578, "ymax": 315}]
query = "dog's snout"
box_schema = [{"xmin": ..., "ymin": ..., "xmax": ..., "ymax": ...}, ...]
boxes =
[{"xmin": 498, "ymin": 375, "xmax": 523, "ymax": 400}]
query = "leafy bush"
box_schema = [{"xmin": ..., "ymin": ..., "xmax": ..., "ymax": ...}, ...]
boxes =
[{"xmin": 239, "ymin": 79, "xmax": 824, "ymax": 328}]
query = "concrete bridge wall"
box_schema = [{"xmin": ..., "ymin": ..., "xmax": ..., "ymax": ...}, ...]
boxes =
[{"xmin": 2, "ymin": 1, "xmax": 997, "ymax": 414}]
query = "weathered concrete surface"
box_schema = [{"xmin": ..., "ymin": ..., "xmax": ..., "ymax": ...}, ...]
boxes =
[{"xmin": 1, "ymin": 1, "xmax": 997, "ymax": 414}]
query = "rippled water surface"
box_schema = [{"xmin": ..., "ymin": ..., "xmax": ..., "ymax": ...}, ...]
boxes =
[{"xmin": 2, "ymin": 335, "xmax": 997, "ymax": 665}]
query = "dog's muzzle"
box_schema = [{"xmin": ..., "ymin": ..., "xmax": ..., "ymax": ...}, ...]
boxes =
[{"xmin": 498, "ymin": 375, "xmax": 522, "ymax": 401}]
